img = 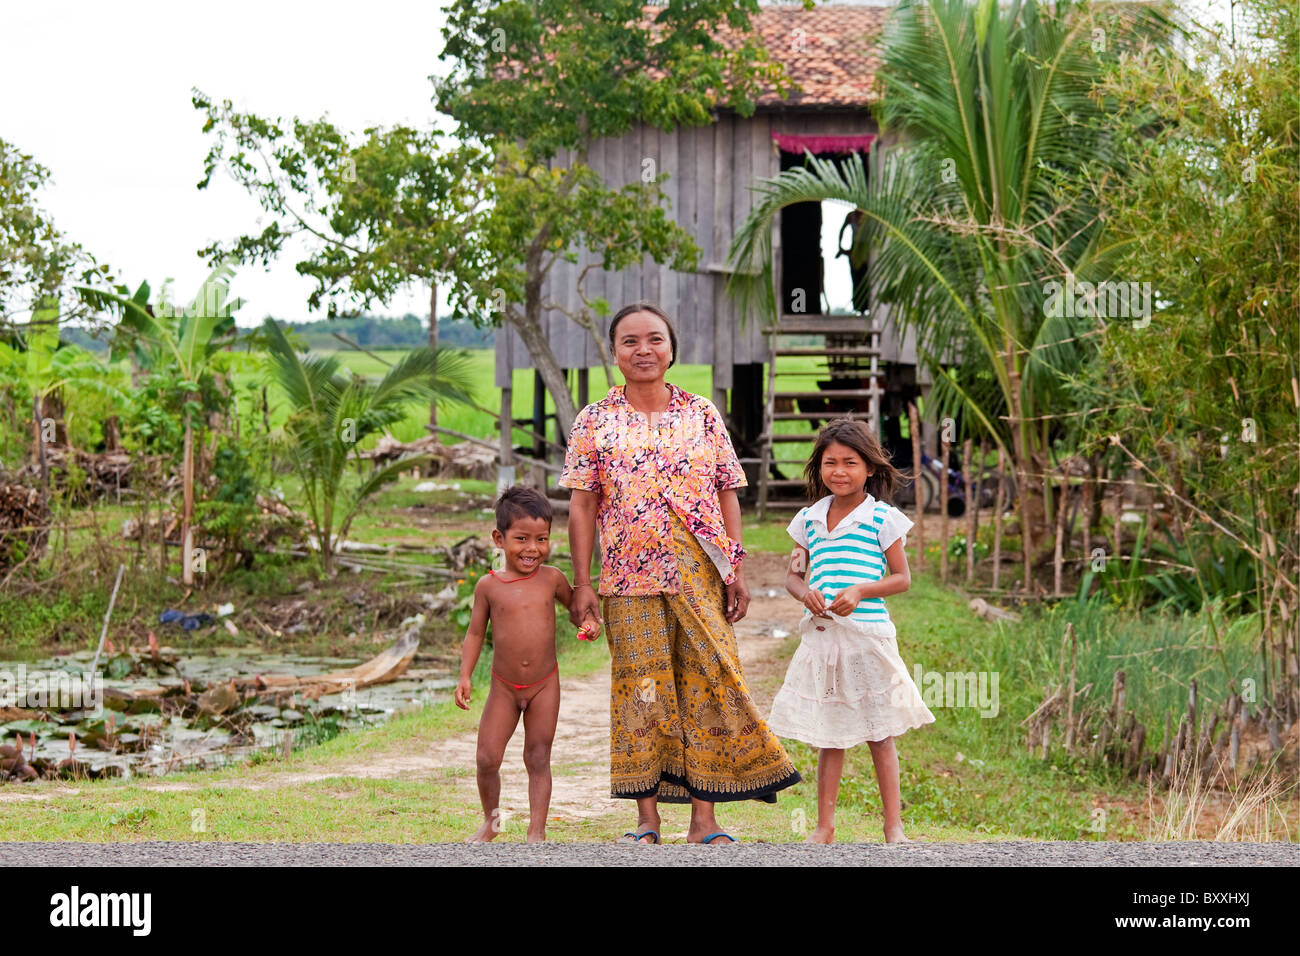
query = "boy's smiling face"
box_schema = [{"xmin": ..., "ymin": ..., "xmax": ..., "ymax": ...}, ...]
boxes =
[{"xmin": 491, "ymin": 516, "xmax": 552, "ymax": 576}]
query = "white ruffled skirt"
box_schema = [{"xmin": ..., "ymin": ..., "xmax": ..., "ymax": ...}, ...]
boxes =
[{"xmin": 767, "ymin": 613, "xmax": 935, "ymax": 749}]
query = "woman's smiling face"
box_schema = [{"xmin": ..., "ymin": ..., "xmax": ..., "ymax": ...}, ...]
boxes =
[{"xmin": 613, "ymin": 311, "xmax": 674, "ymax": 384}]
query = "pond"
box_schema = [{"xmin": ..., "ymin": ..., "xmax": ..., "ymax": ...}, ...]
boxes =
[{"xmin": 0, "ymin": 644, "xmax": 455, "ymax": 780}]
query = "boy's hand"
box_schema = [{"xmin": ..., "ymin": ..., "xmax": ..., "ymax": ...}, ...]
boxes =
[
  {"xmin": 802, "ymin": 587, "xmax": 829, "ymax": 617},
  {"xmin": 577, "ymin": 615, "xmax": 602, "ymax": 642},
  {"xmin": 826, "ymin": 583, "xmax": 866, "ymax": 617},
  {"xmin": 454, "ymin": 677, "xmax": 472, "ymax": 710}
]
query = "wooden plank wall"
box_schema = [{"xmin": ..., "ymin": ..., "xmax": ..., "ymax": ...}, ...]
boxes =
[{"xmin": 496, "ymin": 108, "xmax": 883, "ymax": 386}]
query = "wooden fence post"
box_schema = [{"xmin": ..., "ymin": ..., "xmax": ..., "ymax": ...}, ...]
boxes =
[
  {"xmin": 963, "ymin": 438, "xmax": 976, "ymax": 584},
  {"xmin": 909, "ymin": 402, "xmax": 925, "ymax": 571},
  {"xmin": 939, "ymin": 430, "xmax": 950, "ymax": 583},
  {"xmin": 1054, "ymin": 465, "xmax": 1070, "ymax": 597},
  {"xmin": 992, "ymin": 445, "xmax": 1006, "ymax": 591}
]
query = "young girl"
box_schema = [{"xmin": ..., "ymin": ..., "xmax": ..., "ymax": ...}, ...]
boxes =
[{"xmin": 767, "ymin": 418, "xmax": 935, "ymax": 844}]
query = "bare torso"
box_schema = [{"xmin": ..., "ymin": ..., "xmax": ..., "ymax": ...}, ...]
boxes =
[{"xmin": 481, "ymin": 565, "xmax": 563, "ymax": 686}]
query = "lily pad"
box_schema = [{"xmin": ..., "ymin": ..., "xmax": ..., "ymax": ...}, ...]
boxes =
[
  {"xmin": 106, "ymin": 653, "xmax": 135, "ymax": 680},
  {"xmin": 0, "ymin": 719, "xmax": 52, "ymax": 734}
]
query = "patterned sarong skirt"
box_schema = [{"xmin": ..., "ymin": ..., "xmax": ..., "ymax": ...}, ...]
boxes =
[{"xmin": 601, "ymin": 513, "xmax": 803, "ymax": 803}]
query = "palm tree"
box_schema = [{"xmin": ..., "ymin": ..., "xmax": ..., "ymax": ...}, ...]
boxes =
[
  {"xmin": 78, "ymin": 262, "xmax": 243, "ymax": 586},
  {"xmin": 728, "ymin": 0, "xmax": 1172, "ymax": 586},
  {"xmin": 260, "ymin": 317, "xmax": 474, "ymax": 576}
]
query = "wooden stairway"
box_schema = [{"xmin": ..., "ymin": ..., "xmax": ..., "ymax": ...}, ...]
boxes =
[{"xmin": 744, "ymin": 313, "xmax": 884, "ymax": 520}]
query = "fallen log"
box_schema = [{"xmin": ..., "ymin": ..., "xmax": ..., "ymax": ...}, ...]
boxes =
[
  {"xmin": 236, "ymin": 629, "xmax": 420, "ymax": 698},
  {"xmin": 98, "ymin": 630, "xmax": 421, "ymax": 705}
]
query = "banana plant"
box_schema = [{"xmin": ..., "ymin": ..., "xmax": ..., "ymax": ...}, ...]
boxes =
[
  {"xmin": 0, "ymin": 297, "xmax": 129, "ymax": 481},
  {"xmin": 77, "ymin": 261, "xmax": 243, "ymax": 585},
  {"xmin": 260, "ymin": 317, "xmax": 475, "ymax": 576}
]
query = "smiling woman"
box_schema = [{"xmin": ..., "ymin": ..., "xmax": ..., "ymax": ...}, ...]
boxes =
[{"xmin": 562, "ymin": 302, "xmax": 802, "ymax": 847}]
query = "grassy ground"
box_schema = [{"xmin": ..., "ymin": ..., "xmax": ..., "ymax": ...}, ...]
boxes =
[
  {"xmin": 230, "ymin": 345, "xmax": 827, "ymax": 458},
  {"xmin": 0, "ymin": 346, "xmax": 1292, "ymax": 843},
  {"xmin": 5, "ymin": 535, "xmax": 1289, "ymax": 843}
]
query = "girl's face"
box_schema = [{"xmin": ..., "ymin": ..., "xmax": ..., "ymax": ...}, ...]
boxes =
[
  {"xmin": 613, "ymin": 311, "xmax": 673, "ymax": 384},
  {"xmin": 820, "ymin": 440, "xmax": 874, "ymax": 497}
]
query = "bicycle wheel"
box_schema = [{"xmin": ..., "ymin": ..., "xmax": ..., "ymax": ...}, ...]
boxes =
[
  {"xmin": 977, "ymin": 470, "xmax": 1017, "ymax": 511},
  {"xmin": 918, "ymin": 468, "xmax": 941, "ymax": 514}
]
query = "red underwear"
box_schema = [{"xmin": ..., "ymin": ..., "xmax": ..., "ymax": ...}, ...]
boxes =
[{"xmin": 491, "ymin": 663, "xmax": 558, "ymax": 691}]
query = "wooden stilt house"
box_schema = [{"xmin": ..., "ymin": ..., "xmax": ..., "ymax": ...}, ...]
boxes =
[{"xmin": 492, "ymin": 3, "xmax": 938, "ymax": 509}]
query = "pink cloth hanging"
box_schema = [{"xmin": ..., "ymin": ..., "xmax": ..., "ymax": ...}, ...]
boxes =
[{"xmin": 771, "ymin": 132, "xmax": 877, "ymax": 155}]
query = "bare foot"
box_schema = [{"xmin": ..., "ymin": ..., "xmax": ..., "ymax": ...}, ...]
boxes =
[
  {"xmin": 884, "ymin": 826, "xmax": 912, "ymax": 844},
  {"xmin": 466, "ymin": 818, "xmax": 501, "ymax": 843},
  {"xmin": 804, "ymin": 826, "xmax": 835, "ymax": 844},
  {"xmin": 526, "ymin": 829, "xmax": 546, "ymax": 843}
]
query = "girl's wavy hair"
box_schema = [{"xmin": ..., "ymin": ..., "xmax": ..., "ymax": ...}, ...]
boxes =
[{"xmin": 804, "ymin": 418, "xmax": 911, "ymax": 503}]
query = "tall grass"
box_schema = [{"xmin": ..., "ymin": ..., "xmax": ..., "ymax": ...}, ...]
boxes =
[
  {"xmin": 969, "ymin": 595, "xmax": 1266, "ymax": 759},
  {"xmin": 1146, "ymin": 757, "xmax": 1297, "ymax": 841}
]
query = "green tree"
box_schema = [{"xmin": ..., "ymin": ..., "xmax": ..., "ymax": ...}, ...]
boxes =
[
  {"xmin": 0, "ymin": 138, "xmax": 112, "ymax": 330},
  {"xmin": 0, "ymin": 299, "xmax": 129, "ymax": 479},
  {"xmin": 191, "ymin": 110, "xmax": 489, "ymax": 431},
  {"xmin": 728, "ymin": 0, "xmax": 1171, "ymax": 583},
  {"xmin": 1073, "ymin": 0, "xmax": 1298, "ymax": 693},
  {"xmin": 432, "ymin": 0, "xmax": 801, "ymax": 433},
  {"xmin": 196, "ymin": 0, "xmax": 802, "ymax": 437},
  {"xmin": 77, "ymin": 262, "xmax": 244, "ymax": 586},
  {"xmin": 260, "ymin": 317, "xmax": 474, "ymax": 575}
]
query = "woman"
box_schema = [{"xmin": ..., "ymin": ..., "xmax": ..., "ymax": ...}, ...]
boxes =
[{"xmin": 562, "ymin": 302, "xmax": 801, "ymax": 845}]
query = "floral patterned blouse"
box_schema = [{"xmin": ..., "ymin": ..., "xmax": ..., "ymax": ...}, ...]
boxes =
[{"xmin": 559, "ymin": 383, "xmax": 748, "ymax": 596}]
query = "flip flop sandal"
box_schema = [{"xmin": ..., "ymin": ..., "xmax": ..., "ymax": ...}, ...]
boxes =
[
  {"xmin": 699, "ymin": 831, "xmax": 737, "ymax": 845},
  {"xmin": 622, "ymin": 829, "xmax": 660, "ymax": 844}
]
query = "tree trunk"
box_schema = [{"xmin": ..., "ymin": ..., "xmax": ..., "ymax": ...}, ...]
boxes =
[
  {"xmin": 428, "ymin": 281, "xmax": 439, "ymax": 431},
  {"xmin": 32, "ymin": 394, "xmax": 47, "ymax": 490},
  {"xmin": 510, "ymin": 305, "xmax": 578, "ymax": 437},
  {"xmin": 321, "ymin": 495, "xmax": 334, "ymax": 577},
  {"xmin": 181, "ymin": 412, "xmax": 195, "ymax": 587}
]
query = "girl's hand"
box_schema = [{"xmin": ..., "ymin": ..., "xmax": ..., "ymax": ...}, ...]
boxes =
[
  {"xmin": 802, "ymin": 587, "xmax": 828, "ymax": 617},
  {"xmin": 454, "ymin": 677, "xmax": 473, "ymax": 710},
  {"xmin": 826, "ymin": 583, "xmax": 867, "ymax": 617}
]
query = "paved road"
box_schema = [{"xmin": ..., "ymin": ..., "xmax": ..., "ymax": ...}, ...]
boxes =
[{"xmin": 1, "ymin": 840, "xmax": 1295, "ymax": 866}]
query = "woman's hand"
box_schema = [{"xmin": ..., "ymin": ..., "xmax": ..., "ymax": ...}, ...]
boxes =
[
  {"xmin": 724, "ymin": 572, "xmax": 750, "ymax": 623},
  {"xmin": 569, "ymin": 584, "xmax": 602, "ymax": 631},
  {"xmin": 826, "ymin": 583, "xmax": 868, "ymax": 617},
  {"xmin": 577, "ymin": 612, "xmax": 602, "ymax": 642}
]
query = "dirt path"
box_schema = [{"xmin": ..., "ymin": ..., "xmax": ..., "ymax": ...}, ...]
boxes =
[{"xmin": 109, "ymin": 553, "xmax": 805, "ymax": 825}]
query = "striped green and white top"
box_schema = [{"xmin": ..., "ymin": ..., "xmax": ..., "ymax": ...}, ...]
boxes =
[{"xmin": 787, "ymin": 494, "xmax": 914, "ymax": 628}]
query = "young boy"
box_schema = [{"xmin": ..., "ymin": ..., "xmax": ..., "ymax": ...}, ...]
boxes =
[{"xmin": 454, "ymin": 485, "xmax": 600, "ymax": 843}]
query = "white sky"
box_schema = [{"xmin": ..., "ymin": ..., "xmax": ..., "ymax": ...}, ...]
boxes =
[
  {"xmin": 4, "ymin": 0, "xmax": 1237, "ymax": 328},
  {"xmin": 3, "ymin": 0, "xmax": 454, "ymax": 326}
]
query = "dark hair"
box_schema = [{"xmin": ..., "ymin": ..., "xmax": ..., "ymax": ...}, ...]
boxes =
[
  {"xmin": 804, "ymin": 418, "xmax": 911, "ymax": 503},
  {"xmin": 608, "ymin": 302, "xmax": 678, "ymax": 368},
  {"xmin": 495, "ymin": 485, "xmax": 552, "ymax": 533}
]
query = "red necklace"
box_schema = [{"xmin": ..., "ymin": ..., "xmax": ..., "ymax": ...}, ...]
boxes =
[{"xmin": 489, "ymin": 566, "xmax": 540, "ymax": 583}]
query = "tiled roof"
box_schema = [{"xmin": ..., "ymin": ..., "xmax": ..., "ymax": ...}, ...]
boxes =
[
  {"xmin": 715, "ymin": 3, "xmax": 886, "ymax": 108},
  {"xmin": 473, "ymin": 4, "xmax": 886, "ymax": 113}
]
